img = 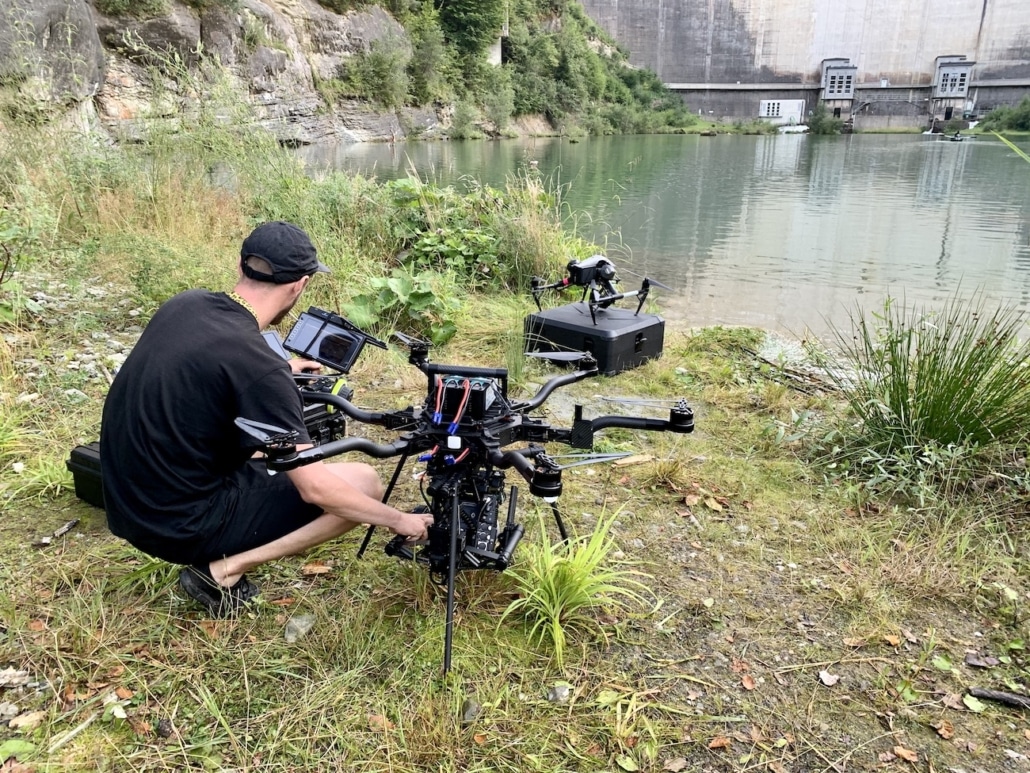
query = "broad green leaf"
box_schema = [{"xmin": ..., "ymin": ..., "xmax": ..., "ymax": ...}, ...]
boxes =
[
  {"xmin": 0, "ymin": 739, "xmax": 35, "ymax": 760},
  {"xmin": 615, "ymin": 754, "xmax": 639, "ymax": 771},
  {"xmin": 962, "ymin": 694, "xmax": 986, "ymax": 713}
]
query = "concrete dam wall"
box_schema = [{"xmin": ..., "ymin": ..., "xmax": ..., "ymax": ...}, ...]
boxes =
[{"xmin": 579, "ymin": 0, "xmax": 1030, "ymax": 126}]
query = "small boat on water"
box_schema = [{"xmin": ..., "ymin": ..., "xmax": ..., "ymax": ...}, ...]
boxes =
[{"xmin": 947, "ymin": 133, "xmax": 972, "ymax": 142}]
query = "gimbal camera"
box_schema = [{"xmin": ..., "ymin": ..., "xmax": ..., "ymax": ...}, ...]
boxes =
[
  {"xmin": 530, "ymin": 255, "xmax": 672, "ymax": 325},
  {"xmin": 241, "ymin": 307, "xmax": 694, "ymax": 673}
]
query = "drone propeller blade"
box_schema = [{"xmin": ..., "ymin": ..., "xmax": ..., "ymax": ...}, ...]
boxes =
[
  {"xmin": 526, "ymin": 350, "xmax": 588, "ymax": 363},
  {"xmin": 548, "ymin": 452, "xmax": 635, "ymax": 470},
  {"xmin": 597, "ymin": 396, "xmax": 680, "ymax": 408},
  {"xmin": 235, "ymin": 417, "xmax": 292, "ymax": 443},
  {"xmin": 646, "ymin": 278, "xmax": 673, "ymax": 292}
]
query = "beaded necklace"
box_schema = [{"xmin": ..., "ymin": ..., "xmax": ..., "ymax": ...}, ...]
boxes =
[{"xmin": 227, "ymin": 291, "xmax": 259, "ymax": 323}]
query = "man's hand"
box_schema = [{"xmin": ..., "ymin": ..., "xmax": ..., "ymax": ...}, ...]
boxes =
[
  {"xmin": 289, "ymin": 358, "xmax": 322, "ymax": 375},
  {"xmin": 392, "ymin": 511, "xmax": 434, "ymax": 542}
]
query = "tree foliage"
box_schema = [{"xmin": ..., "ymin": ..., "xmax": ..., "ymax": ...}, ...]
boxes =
[
  {"xmin": 978, "ymin": 96, "xmax": 1030, "ymax": 132},
  {"xmin": 807, "ymin": 101, "xmax": 843, "ymax": 135},
  {"xmin": 436, "ymin": 0, "xmax": 505, "ymax": 60}
]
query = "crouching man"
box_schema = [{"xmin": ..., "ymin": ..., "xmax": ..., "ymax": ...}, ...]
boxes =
[{"xmin": 100, "ymin": 221, "xmax": 432, "ymax": 616}]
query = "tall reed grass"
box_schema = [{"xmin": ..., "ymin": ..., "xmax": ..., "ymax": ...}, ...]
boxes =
[{"xmin": 818, "ymin": 294, "xmax": 1030, "ymax": 497}]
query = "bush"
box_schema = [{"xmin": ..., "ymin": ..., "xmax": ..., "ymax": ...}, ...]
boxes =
[
  {"xmin": 978, "ymin": 96, "xmax": 1030, "ymax": 132},
  {"xmin": 94, "ymin": 0, "xmax": 167, "ymax": 17},
  {"xmin": 337, "ymin": 37, "xmax": 410, "ymax": 109},
  {"xmin": 815, "ymin": 294, "xmax": 1030, "ymax": 496},
  {"xmin": 807, "ymin": 102, "xmax": 843, "ymax": 134},
  {"xmin": 447, "ymin": 99, "xmax": 481, "ymax": 139}
]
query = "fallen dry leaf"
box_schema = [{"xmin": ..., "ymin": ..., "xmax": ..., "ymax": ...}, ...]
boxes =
[
  {"xmin": 270, "ymin": 597, "xmax": 296, "ymax": 606},
  {"xmin": 115, "ymin": 686, "xmax": 134, "ymax": 701},
  {"xmin": 683, "ymin": 494, "xmax": 700, "ymax": 507},
  {"xmin": 893, "ymin": 745, "xmax": 918, "ymax": 763},
  {"xmin": 884, "ymin": 634, "xmax": 902, "ymax": 646},
  {"xmin": 933, "ymin": 719, "xmax": 954, "ymax": 739},
  {"xmin": 818, "ymin": 670, "xmax": 841, "ymax": 686},
  {"xmin": 663, "ymin": 759, "xmax": 687, "ymax": 772},
  {"xmin": 704, "ymin": 497, "xmax": 723, "ymax": 512},
  {"xmin": 707, "ymin": 736, "xmax": 731, "ymax": 750},
  {"xmin": 368, "ymin": 714, "xmax": 395, "ymax": 732},
  {"xmin": 473, "ymin": 733, "xmax": 487, "ymax": 745},
  {"xmin": 741, "ymin": 675, "xmax": 757, "ymax": 691},
  {"xmin": 842, "ymin": 637, "xmax": 866, "ymax": 648},
  {"xmin": 301, "ymin": 562, "xmax": 331, "ymax": 576}
]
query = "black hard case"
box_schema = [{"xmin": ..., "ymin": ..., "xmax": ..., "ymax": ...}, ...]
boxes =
[
  {"xmin": 524, "ymin": 303, "xmax": 665, "ymax": 376},
  {"xmin": 66, "ymin": 442, "xmax": 104, "ymax": 509}
]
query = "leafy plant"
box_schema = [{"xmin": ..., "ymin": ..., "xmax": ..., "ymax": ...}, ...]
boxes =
[
  {"xmin": 501, "ymin": 513, "xmax": 649, "ymax": 669},
  {"xmin": 978, "ymin": 96, "xmax": 1030, "ymax": 132},
  {"xmin": 93, "ymin": 0, "xmax": 167, "ymax": 18},
  {"xmin": 336, "ymin": 36, "xmax": 411, "ymax": 109},
  {"xmin": 343, "ymin": 267, "xmax": 459, "ymax": 346},
  {"xmin": 807, "ymin": 101, "xmax": 843, "ymax": 134}
]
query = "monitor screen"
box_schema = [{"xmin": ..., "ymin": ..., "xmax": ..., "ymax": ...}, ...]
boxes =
[
  {"xmin": 283, "ymin": 310, "xmax": 369, "ymax": 373},
  {"xmin": 262, "ymin": 331, "xmax": 291, "ymax": 361}
]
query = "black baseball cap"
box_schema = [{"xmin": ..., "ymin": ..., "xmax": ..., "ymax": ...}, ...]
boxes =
[{"xmin": 240, "ymin": 221, "xmax": 330, "ymax": 283}]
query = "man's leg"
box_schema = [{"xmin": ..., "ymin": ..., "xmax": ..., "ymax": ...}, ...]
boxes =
[{"xmin": 208, "ymin": 461, "xmax": 383, "ymax": 587}]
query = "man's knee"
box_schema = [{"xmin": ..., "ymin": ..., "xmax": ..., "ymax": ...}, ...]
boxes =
[{"xmin": 326, "ymin": 461, "xmax": 383, "ymax": 499}]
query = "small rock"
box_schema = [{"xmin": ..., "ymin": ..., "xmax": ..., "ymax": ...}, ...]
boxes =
[
  {"xmin": 156, "ymin": 718, "xmax": 175, "ymax": 738},
  {"xmin": 0, "ymin": 701, "xmax": 20, "ymax": 718},
  {"xmin": 284, "ymin": 613, "xmax": 316, "ymax": 643},
  {"xmin": 546, "ymin": 682, "xmax": 572, "ymax": 703},
  {"xmin": 461, "ymin": 698, "xmax": 481, "ymax": 724}
]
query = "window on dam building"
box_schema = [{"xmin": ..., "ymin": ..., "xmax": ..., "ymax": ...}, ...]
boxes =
[{"xmin": 827, "ymin": 74, "xmax": 854, "ymax": 97}]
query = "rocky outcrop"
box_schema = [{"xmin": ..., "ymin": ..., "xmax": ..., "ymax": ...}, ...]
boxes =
[
  {"xmin": 0, "ymin": 0, "xmax": 444, "ymax": 143},
  {"xmin": 0, "ymin": 0, "xmax": 104, "ymax": 109}
]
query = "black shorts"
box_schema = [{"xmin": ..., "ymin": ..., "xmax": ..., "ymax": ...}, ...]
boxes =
[{"xmin": 176, "ymin": 460, "xmax": 322, "ymax": 566}]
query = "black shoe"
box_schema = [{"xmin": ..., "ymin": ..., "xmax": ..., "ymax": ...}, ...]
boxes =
[{"xmin": 178, "ymin": 564, "xmax": 260, "ymax": 618}]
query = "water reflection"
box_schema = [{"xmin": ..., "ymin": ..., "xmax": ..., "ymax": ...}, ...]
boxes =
[{"xmin": 299, "ymin": 134, "xmax": 1030, "ymax": 338}]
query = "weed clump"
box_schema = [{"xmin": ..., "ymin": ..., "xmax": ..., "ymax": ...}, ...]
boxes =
[{"xmin": 813, "ymin": 294, "xmax": 1030, "ymax": 504}]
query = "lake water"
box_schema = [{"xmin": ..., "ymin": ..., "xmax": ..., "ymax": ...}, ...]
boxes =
[{"xmin": 298, "ymin": 134, "xmax": 1030, "ymax": 339}]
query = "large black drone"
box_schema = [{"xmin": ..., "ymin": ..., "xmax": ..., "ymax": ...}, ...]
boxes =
[
  {"xmin": 530, "ymin": 255, "xmax": 672, "ymax": 324},
  {"xmin": 240, "ymin": 307, "xmax": 694, "ymax": 673}
]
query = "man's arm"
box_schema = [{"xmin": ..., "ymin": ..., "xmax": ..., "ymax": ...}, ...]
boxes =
[{"xmin": 285, "ymin": 461, "xmax": 431, "ymax": 540}]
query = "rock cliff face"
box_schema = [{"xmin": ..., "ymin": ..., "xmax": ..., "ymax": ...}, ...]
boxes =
[{"xmin": 0, "ymin": 0, "xmax": 443, "ymax": 143}]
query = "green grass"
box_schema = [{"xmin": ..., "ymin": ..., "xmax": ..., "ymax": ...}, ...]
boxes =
[
  {"xmin": 1, "ymin": 114, "xmax": 1029, "ymax": 772},
  {"xmin": 813, "ymin": 294, "xmax": 1030, "ymax": 500},
  {"xmin": 502, "ymin": 512, "xmax": 650, "ymax": 670}
]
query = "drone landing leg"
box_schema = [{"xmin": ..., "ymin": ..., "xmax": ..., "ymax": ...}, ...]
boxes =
[
  {"xmin": 443, "ymin": 491, "xmax": 460, "ymax": 674},
  {"xmin": 357, "ymin": 453, "xmax": 410, "ymax": 559},
  {"xmin": 550, "ymin": 501, "xmax": 569, "ymax": 542}
]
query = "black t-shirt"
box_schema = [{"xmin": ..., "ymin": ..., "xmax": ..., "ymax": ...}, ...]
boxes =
[{"xmin": 100, "ymin": 290, "xmax": 310, "ymax": 552}]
